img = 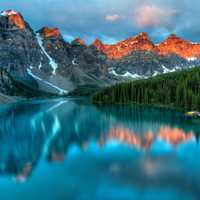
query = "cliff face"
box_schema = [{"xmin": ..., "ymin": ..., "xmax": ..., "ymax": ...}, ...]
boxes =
[
  {"xmin": 0, "ymin": 10, "xmax": 52, "ymax": 81},
  {"xmin": 1, "ymin": 10, "xmax": 25, "ymax": 29},
  {"xmin": 39, "ymin": 27, "xmax": 61, "ymax": 38},
  {"xmin": 37, "ymin": 27, "xmax": 109, "ymax": 89},
  {"xmin": 156, "ymin": 34, "xmax": 200, "ymax": 59},
  {"xmin": 94, "ymin": 33, "xmax": 200, "ymax": 61},
  {"xmin": 92, "ymin": 33, "xmax": 200, "ymax": 80},
  {"xmin": 93, "ymin": 32, "xmax": 155, "ymax": 59}
]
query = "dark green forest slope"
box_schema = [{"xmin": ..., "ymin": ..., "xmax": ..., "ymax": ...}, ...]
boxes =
[{"xmin": 93, "ymin": 68, "xmax": 200, "ymax": 110}]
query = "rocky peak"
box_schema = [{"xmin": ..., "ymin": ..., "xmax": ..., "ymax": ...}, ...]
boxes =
[
  {"xmin": 0, "ymin": 10, "xmax": 26, "ymax": 29},
  {"xmin": 166, "ymin": 33, "xmax": 178, "ymax": 40},
  {"xmin": 1, "ymin": 10, "xmax": 19, "ymax": 16},
  {"xmin": 93, "ymin": 39, "xmax": 103, "ymax": 48},
  {"xmin": 163, "ymin": 34, "xmax": 189, "ymax": 44},
  {"xmin": 39, "ymin": 27, "xmax": 61, "ymax": 38},
  {"xmin": 93, "ymin": 32, "xmax": 154, "ymax": 59},
  {"xmin": 136, "ymin": 32, "xmax": 150, "ymax": 40},
  {"xmin": 128, "ymin": 32, "xmax": 154, "ymax": 49},
  {"xmin": 92, "ymin": 38, "xmax": 103, "ymax": 46},
  {"xmin": 157, "ymin": 34, "xmax": 200, "ymax": 59},
  {"xmin": 72, "ymin": 38, "xmax": 86, "ymax": 46}
]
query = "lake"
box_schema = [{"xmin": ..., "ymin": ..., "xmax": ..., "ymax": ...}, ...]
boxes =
[{"xmin": 0, "ymin": 98, "xmax": 200, "ymax": 200}]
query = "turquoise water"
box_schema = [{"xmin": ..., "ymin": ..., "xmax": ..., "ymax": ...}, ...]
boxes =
[{"xmin": 0, "ymin": 98, "xmax": 200, "ymax": 200}]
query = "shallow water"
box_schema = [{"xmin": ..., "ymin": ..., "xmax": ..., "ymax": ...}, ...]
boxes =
[{"xmin": 0, "ymin": 98, "xmax": 200, "ymax": 200}]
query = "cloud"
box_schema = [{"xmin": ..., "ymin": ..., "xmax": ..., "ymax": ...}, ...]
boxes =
[
  {"xmin": 105, "ymin": 14, "xmax": 121, "ymax": 22},
  {"xmin": 134, "ymin": 4, "xmax": 177, "ymax": 28}
]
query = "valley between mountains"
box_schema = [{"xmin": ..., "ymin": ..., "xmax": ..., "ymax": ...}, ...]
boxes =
[{"xmin": 0, "ymin": 10, "xmax": 200, "ymax": 101}]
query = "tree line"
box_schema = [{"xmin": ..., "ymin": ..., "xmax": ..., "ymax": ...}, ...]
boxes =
[{"xmin": 93, "ymin": 67, "xmax": 200, "ymax": 110}]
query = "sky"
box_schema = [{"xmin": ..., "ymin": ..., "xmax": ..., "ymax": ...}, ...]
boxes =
[{"xmin": 0, "ymin": 0, "xmax": 199, "ymax": 44}]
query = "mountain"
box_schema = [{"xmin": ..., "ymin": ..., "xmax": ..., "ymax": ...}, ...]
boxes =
[
  {"xmin": 93, "ymin": 32, "xmax": 155, "ymax": 59},
  {"xmin": 0, "ymin": 10, "xmax": 65, "ymax": 97},
  {"xmin": 0, "ymin": 9, "xmax": 200, "ymax": 98},
  {"xmin": 157, "ymin": 34, "xmax": 200, "ymax": 60},
  {"xmin": 93, "ymin": 32, "xmax": 200, "ymax": 61},
  {"xmin": 94, "ymin": 33, "xmax": 200, "ymax": 79}
]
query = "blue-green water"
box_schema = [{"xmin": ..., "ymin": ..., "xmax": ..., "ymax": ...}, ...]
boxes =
[{"xmin": 0, "ymin": 98, "xmax": 200, "ymax": 200}]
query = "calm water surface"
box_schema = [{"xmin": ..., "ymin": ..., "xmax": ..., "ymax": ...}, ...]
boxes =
[{"xmin": 0, "ymin": 98, "xmax": 200, "ymax": 200}]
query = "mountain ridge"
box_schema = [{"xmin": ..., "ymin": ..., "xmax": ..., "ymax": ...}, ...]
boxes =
[
  {"xmin": 93, "ymin": 33, "xmax": 200, "ymax": 60},
  {"xmin": 0, "ymin": 9, "xmax": 200, "ymax": 98},
  {"xmin": 2, "ymin": 9, "xmax": 200, "ymax": 61}
]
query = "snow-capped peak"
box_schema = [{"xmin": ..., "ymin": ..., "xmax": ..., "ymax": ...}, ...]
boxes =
[
  {"xmin": 0, "ymin": 10, "xmax": 25, "ymax": 29},
  {"xmin": 1, "ymin": 10, "xmax": 18, "ymax": 16}
]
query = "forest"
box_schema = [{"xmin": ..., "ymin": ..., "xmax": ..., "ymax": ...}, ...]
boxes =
[{"xmin": 93, "ymin": 67, "xmax": 200, "ymax": 110}]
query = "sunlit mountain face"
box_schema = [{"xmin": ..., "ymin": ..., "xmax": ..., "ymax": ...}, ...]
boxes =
[
  {"xmin": 1, "ymin": 10, "xmax": 25, "ymax": 29},
  {"xmin": 39, "ymin": 27, "xmax": 61, "ymax": 38},
  {"xmin": 94, "ymin": 33, "xmax": 200, "ymax": 61},
  {"xmin": 93, "ymin": 32, "xmax": 155, "ymax": 59},
  {"xmin": 0, "ymin": 98, "xmax": 199, "ymax": 200}
]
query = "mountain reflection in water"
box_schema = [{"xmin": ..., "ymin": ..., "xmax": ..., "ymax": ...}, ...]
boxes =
[
  {"xmin": 0, "ymin": 98, "xmax": 200, "ymax": 200},
  {"xmin": 101, "ymin": 127, "xmax": 195, "ymax": 149}
]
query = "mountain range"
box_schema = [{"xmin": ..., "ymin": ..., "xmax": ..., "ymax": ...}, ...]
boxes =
[{"xmin": 0, "ymin": 9, "xmax": 200, "ymax": 97}]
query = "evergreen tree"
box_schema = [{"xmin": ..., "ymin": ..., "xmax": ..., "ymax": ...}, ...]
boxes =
[{"xmin": 93, "ymin": 67, "xmax": 200, "ymax": 110}]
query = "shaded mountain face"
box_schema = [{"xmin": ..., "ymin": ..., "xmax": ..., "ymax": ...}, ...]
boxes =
[
  {"xmin": 37, "ymin": 27, "xmax": 111, "ymax": 92},
  {"xmin": 0, "ymin": 9, "xmax": 56, "ymax": 96},
  {"xmin": 0, "ymin": 10, "xmax": 53, "ymax": 76},
  {"xmin": 108, "ymin": 51, "xmax": 188, "ymax": 78},
  {"xmin": 0, "ymin": 10, "xmax": 200, "ymax": 97}
]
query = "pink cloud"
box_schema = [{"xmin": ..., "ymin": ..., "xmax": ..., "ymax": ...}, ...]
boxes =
[
  {"xmin": 134, "ymin": 5, "xmax": 176, "ymax": 28},
  {"xmin": 105, "ymin": 14, "xmax": 121, "ymax": 22}
]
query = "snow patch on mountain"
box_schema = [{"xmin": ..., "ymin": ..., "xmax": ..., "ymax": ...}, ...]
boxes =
[
  {"xmin": 36, "ymin": 33, "xmax": 58, "ymax": 75},
  {"xmin": 152, "ymin": 71, "xmax": 159, "ymax": 76},
  {"xmin": 109, "ymin": 68, "xmax": 119, "ymax": 76},
  {"xmin": 175, "ymin": 66, "xmax": 181, "ymax": 70},
  {"xmin": 121, "ymin": 72, "xmax": 143, "ymax": 79},
  {"xmin": 109, "ymin": 65, "xmax": 186, "ymax": 80},
  {"xmin": 72, "ymin": 58, "xmax": 78, "ymax": 66},
  {"xmin": 109, "ymin": 68, "xmax": 144, "ymax": 79},
  {"xmin": 162, "ymin": 65, "xmax": 176, "ymax": 74},
  {"xmin": 38, "ymin": 63, "xmax": 42, "ymax": 70},
  {"xmin": 187, "ymin": 57, "xmax": 197, "ymax": 62},
  {"xmin": 1, "ymin": 10, "xmax": 18, "ymax": 16},
  {"xmin": 27, "ymin": 68, "xmax": 68, "ymax": 95}
]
